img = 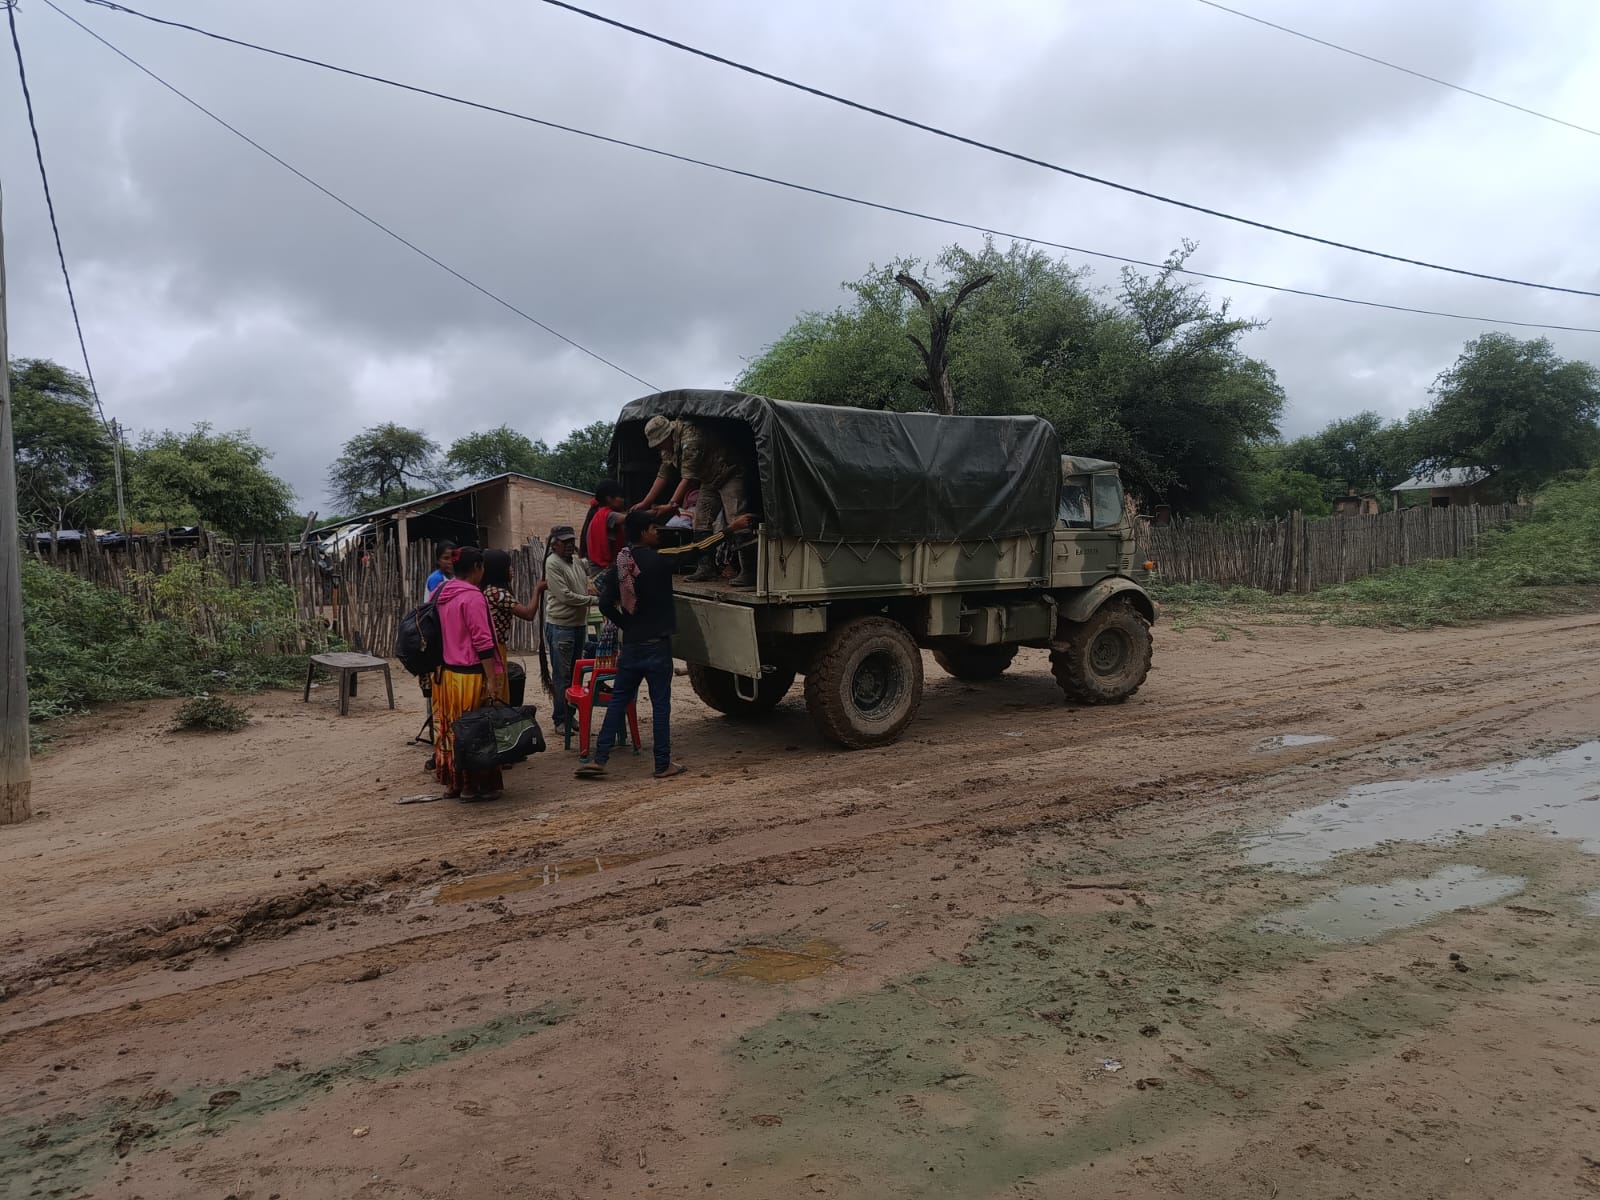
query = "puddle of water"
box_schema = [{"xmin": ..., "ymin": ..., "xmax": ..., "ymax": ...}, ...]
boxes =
[
  {"xmin": 1254, "ymin": 733, "xmax": 1336, "ymax": 753},
  {"xmin": 1248, "ymin": 741, "xmax": 1600, "ymax": 872},
  {"xmin": 436, "ymin": 850, "xmax": 658, "ymax": 903},
  {"xmin": 1255, "ymin": 865, "xmax": 1525, "ymax": 943},
  {"xmin": 706, "ymin": 940, "xmax": 845, "ymax": 983}
]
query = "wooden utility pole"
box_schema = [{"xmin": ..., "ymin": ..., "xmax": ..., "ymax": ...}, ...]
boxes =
[
  {"xmin": 894, "ymin": 271, "xmax": 994, "ymax": 415},
  {"xmin": 0, "ymin": 181, "xmax": 33, "ymax": 825}
]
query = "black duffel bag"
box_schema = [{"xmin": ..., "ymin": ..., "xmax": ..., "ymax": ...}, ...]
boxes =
[{"xmin": 453, "ymin": 703, "xmax": 545, "ymax": 772}]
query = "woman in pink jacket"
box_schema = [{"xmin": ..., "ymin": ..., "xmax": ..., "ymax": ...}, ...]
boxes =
[{"xmin": 430, "ymin": 547, "xmax": 507, "ymax": 800}]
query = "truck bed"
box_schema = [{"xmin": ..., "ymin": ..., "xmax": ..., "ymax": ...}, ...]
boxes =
[{"xmin": 670, "ymin": 576, "xmax": 772, "ymax": 606}]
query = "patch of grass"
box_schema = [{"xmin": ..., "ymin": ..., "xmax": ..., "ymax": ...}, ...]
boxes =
[
  {"xmin": 173, "ymin": 695, "xmax": 250, "ymax": 733},
  {"xmin": 1152, "ymin": 469, "xmax": 1600, "ymax": 630},
  {"xmin": 1322, "ymin": 469, "xmax": 1600, "ymax": 628}
]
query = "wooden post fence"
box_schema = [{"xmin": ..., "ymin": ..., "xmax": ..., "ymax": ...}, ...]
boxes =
[{"xmin": 1133, "ymin": 503, "xmax": 1530, "ymax": 594}]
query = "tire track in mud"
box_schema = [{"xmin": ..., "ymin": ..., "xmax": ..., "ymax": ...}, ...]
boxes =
[
  {"xmin": 13, "ymin": 638, "xmax": 1600, "ymax": 991},
  {"xmin": 9, "ymin": 617, "xmax": 1599, "ymax": 1060},
  {"xmin": 10, "ymin": 661, "xmax": 1600, "ymax": 1059}
]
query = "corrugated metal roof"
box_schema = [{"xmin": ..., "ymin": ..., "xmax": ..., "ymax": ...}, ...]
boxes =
[
  {"xmin": 1391, "ymin": 466, "xmax": 1494, "ymax": 492},
  {"xmin": 309, "ymin": 472, "xmax": 588, "ymax": 536}
]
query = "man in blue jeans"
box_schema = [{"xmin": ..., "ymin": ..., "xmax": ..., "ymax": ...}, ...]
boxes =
[
  {"xmin": 539, "ymin": 525, "xmax": 592, "ymax": 733},
  {"xmin": 576, "ymin": 511, "xmax": 685, "ymax": 780}
]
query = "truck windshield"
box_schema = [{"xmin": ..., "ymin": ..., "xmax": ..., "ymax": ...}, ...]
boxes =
[
  {"xmin": 1059, "ymin": 480, "xmax": 1091, "ymax": 528},
  {"xmin": 1092, "ymin": 475, "xmax": 1124, "ymax": 530}
]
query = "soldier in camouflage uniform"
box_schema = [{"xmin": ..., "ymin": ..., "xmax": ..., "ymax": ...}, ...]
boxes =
[{"xmin": 637, "ymin": 415, "xmax": 756, "ymax": 587}]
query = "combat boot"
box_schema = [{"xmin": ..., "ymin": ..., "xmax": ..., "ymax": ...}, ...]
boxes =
[
  {"xmin": 686, "ymin": 554, "xmax": 719, "ymax": 583},
  {"xmin": 731, "ymin": 548, "xmax": 757, "ymax": 589}
]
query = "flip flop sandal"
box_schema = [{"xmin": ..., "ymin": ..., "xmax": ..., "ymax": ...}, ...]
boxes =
[
  {"xmin": 653, "ymin": 763, "xmax": 687, "ymax": 780},
  {"xmin": 575, "ymin": 764, "xmax": 608, "ymax": 780}
]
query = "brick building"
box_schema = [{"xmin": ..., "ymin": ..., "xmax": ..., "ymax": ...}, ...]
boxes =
[{"xmin": 312, "ymin": 473, "xmax": 591, "ymax": 569}]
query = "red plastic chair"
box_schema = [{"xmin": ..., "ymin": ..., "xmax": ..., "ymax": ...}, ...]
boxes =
[{"xmin": 564, "ymin": 655, "xmax": 641, "ymax": 761}]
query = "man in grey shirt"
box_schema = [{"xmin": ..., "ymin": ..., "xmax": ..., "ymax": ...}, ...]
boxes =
[{"xmin": 540, "ymin": 526, "xmax": 593, "ymax": 731}]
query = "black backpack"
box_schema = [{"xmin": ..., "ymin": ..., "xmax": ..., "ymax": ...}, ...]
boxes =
[{"xmin": 395, "ymin": 598, "xmax": 444, "ymax": 677}]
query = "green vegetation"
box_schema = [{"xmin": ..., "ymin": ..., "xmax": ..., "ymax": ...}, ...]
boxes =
[
  {"xmin": 739, "ymin": 240, "xmax": 1285, "ymax": 514},
  {"xmin": 9, "ymin": 358, "xmax": 116, "ymax": 531},
  {"xmin": 21, "ymin": 555, "xmax": 327, "ymax": 723},
  {"xmin": 131, "ymin": 424, "xmax": 298, "ymax": 539},
  {"xmin": 172, "ymin": 695, "xmax": 250, "ymax": 732},
  {"xmin": 1154, "ymin": 469, "xmax": 1600, "ymax": 628},
  {"xmin": 9, "ymin": 359, "xmax": 304, "ymax": 536},
  {"xmin": 326, "ymin": 422, "xmax": 451, "ymax": 513},
  {"xmin": 736, "ymin": 243, "xmax": 1599, "ymax": 515},
  {"xmin": 444, "ymin": 419, "xmax": 614, "ymax": 491}
]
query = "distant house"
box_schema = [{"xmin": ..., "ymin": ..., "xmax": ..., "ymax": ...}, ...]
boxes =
[
  {"xmin": 310, "ymin": 473, "xmax": 590, "ymax": 565},
  {"xmin": 1389, "ymin": 467, "xmax": 1496, "ymax": 510},
  {"xmin": 1331, "ymin": 490, "xmax": 1382, "ymax": 517}
]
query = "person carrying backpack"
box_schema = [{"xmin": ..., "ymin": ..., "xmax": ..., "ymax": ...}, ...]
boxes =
[
  {"xmin": 577, "ymin": 511, "xmax": 684, "ymax": 780},
  {"xmin": 430, "ymin": 547, "xmax": 509, "ymax": 800}
]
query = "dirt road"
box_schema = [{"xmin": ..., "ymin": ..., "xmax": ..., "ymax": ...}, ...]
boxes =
[{"xmin": 5, "ymin": 612, "xmax": 1600, "ymax": 1199}]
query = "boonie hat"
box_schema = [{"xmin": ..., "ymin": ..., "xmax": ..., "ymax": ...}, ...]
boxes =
[
  {"xmin": 644, "ymin": 415, "xmax": 674, "ymax": 448},
  {"xmin": 550, "ymin": 525, "xmax": 577, "ymax": 542}
]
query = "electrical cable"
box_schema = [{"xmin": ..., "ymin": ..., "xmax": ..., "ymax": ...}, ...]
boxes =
[
  {"xmin": 1190, "ymin": 0, "xmax": 1600, "ymax": 140},
  {"xmin": 45, "ymin": 0, "xmax": 656, "ymax": 390},
  {"xmin": 71, "ymin": 0, "xmax": 1600, "ymax": 335},
  {"xmin": 524, "ymin": 0, "xmax": 1600, "ymax": 300},
  {"xmin": 8, "ymin": 0, "xmax": 129, "ymax": 530}
]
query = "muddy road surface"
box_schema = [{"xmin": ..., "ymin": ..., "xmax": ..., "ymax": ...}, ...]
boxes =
[{"xmin": 5, "ymin": 613, "xmax": 1600, "ymax": 1199}]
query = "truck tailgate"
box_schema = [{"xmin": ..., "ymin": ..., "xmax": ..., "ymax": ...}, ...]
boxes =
[{"xmin": 673, "ymin": 594, "xmax": 762, "ymax": 676}]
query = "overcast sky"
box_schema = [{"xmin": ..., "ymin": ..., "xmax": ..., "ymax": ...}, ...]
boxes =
[{"xmin": 5, "ymin": 0, "xmax": 1599, "ymax": 510}]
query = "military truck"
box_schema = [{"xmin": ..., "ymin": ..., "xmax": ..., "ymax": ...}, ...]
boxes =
[{"xmin": 610, "ymin": 390, "xmax": 1155, "ymax": 750}]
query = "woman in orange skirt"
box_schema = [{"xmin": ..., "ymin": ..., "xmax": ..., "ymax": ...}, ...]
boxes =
[{"xmin": 430, "ymin": 547, "xmax": 507, "ymax": 800}]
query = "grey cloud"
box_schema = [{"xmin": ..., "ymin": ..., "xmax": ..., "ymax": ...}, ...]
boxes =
[{"xmin": 4, "ymin": 0, "xmax": 1598, "ymax": 509}]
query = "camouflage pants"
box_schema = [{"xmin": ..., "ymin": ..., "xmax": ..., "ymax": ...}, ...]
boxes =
[{"xmin": 693, "ymin": 471, "xmax": 752, "ymax": 549}]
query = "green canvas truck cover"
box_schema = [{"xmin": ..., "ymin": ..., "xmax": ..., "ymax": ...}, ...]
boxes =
[{"xmin": 612, "ymin": 390, "xmax": 1061, "ymax": 544}]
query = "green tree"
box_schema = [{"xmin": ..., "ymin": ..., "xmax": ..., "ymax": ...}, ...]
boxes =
[
  {"xmin": 738, "ymin": 240, "xmax": 1284, "ymax": 514},
  {"xmin": 537, "ymin": 421, "xmax": 615, "ymax": 490},
  {"xmin": 445, "ymin": 425, "xmax": 548, "ymax": 480},
  {"xmin": 9, "ymin": 358, "xmax": 115, "ymax": 530},
  {"xmin": 327, "ymin": 423, "xmax": 449, "ymax": 512},
  {"xmin": 1412, "ymin": 334, "xmax": 1600, "ymax": 496},
  {"xmin": 1252, "ymin": 466, "xmax": 1332, "ymax": 518},
  {"xmin": 1278, "ymin": 410, "xmax": 1414, "ymax": 500},
  {"xmin": 131, "ymin": 424, "xmax": 297, "ymax": 539}
]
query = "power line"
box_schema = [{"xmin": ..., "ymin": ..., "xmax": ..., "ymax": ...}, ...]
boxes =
[
  {"xmin": 74, "ymin": 0, "xmax": 1600, "ymax": 336},
  {"xmin": 528, "ymin": 0, "xmax": 1600, "ymax": 301},
  {"xmin": 43, "ymin": 1, "xmax": 656, "ymax": 391},
  {"xmin": 1190, "ymin": 0, "xmax": 1600, "ymax": 140},
  {"xmin": 8, "ymin": 0, "xmax": 128, "ymax": 530}
]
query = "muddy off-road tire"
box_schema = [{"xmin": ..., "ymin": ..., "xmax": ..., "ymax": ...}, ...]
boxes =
[
  {"xmin": 931, "ymin": 644, "xmax": 1018, "ymax": 682},
  {"xmin": 686, "ymin": 663, "xmax": 795, "ymax": 720},
  {"xmin": 1051, "ymin": 600, "xmax": 1152, "ymax": 705},
  {"xmin": 804, "ymin": 617, "xmax": 924, "ymax": 749}
]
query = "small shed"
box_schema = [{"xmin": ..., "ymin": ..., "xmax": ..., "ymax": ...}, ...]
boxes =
[
  {"xmin": 311, "ymin": 474, "xmax": 590, "ymax": 565},
  {"xmin": 1331, "ymin": 491, "xmax": 1382, "ymax": 517},
  {"xmin": 1390, "ymin": 467, "xmax": 1495, "ymax": 510}
]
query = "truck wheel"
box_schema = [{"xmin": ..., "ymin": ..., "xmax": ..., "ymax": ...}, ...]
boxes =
[
  {"xmin": 804, "ymin": 617, "xmax": 923, "ymax": 749},
  {"xmin": 1051, "ymin": 600, "xmax": 1152, "ymax": 705},
  {"xmin": 931, "ymin": 644, "xmax": 1017, "ymax": 682},
  {"xmin": 686, "ymin": 663, "xmax": 795, "ymax": 720}
]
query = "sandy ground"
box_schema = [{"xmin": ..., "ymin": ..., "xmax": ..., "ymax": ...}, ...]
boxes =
[{"xmin": 4, "ymin": 612, "xmax": 1600, "ymax": 1199}]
